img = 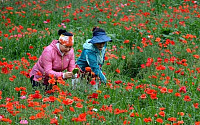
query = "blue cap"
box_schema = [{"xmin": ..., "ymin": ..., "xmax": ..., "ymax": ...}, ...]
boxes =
[{"xmin": 89, "ymin": 31, "xmax": 112, "ymax": 44}]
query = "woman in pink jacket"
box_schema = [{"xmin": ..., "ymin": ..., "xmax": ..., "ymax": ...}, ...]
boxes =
[{"xmin": 29, "ymin": 29, "xmax": 75, "ymax": 90}]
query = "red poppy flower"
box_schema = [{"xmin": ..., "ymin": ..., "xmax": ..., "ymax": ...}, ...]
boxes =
[
  {"xmin": 115, "ymin": 68, "xmax": 120, "ymax": 73},
  {"xmin": 193, "ymin": 54, "xmax": 199, "ymax": 59},
  {"xmin": 75, "ymin": 103, "xmax": 83, "ymax": 108},
  {"xmin": 4, "ymin": 34, "xmax": 9, "ymax": 37},
  {"xmin": 69, "ymin": 107, "xmax": 75, "ymax": 112},
  {"xmin": 140, "ymin": 94, "xmax": 147, "ymax": 99},
  {"xmin": 15, "ymin": 87, "xmax": 21, "ymax": 91},
  {"xmin": 77, "ymin": 49, "xmax": 82, "ymax": 53},
  {"xmin": 48, "ymin": 78, "xmax": 56, "ymax": 84},
  {"xmin": 52, "ymin": 108, "xmax": 62, "ymax": 115},
  {"xmin": 29, "ymin": 115, "xmax": 36, "ymax": 120},
  {"xmin": 150, "ymin": 93, "xmax": 158, "ymax": 99},
  {"xmin": 62, "ymin": 98, "xmax": 74, "ymax": 105},
  {"xmin": 160, "ymin": 87, "xmax": 167, "ymax": 93},
  {"xmin": 90, "ymin": 80, "xmax": 96, "ymax": 85},
  {"xmin": 72, "ymin": 113, "xmax": 87, "ymax": 122},
  {"xmin": 49, "ymin": 96, "xmax": 57, "ymax": 102},
  {"xmin": 167, "ymin": 117, "xmax": 177, "ymax": 122},
  {"xmin": 184, "ymin": 95, "xmax": 191, "ymax": 101},
  {"xmin": 156, "ymin": 118, "xmax": 163, "ymax": 123},
  {"xmin": 193, "ymin": 103, "xmax": 199, "ymax": 109},
  {"xmin": 123, "ymin": 40, "xmax": 129, "ymax": 43},
  {"xmin": 130, "ymin": 112, "xmax": 135, "ymax": 117},
  {"xmin": 1, "ymin": 118, "xmax": 12, "ymax": 124},
  {"xmin": 50, "ymin": 118, "xmax": 58, "ymax": 125},
  {"xmin": 143, "ymin": 117, "xmax": 152, "ymax": 122},
  {"xmin": 88, "ymin": 93, "xmax": 98, "ymax": 99},
  {"xmin": 20, "ymin": 91, "xmax": 26, "ymax": 96},
  {"xmin": 159, "ymin": 111, "xmax": 165, "ymax": 117},
  {"xmin": 6, "ymin": 7, "xmax": 14, "ymax": 10},
  {"xmin": 29, "ymin": 46, "xmax": 34, "ymax": 49},
  {"xmin": 141, "ymin": 64, "xmax": 146, "ymax": 69},
  {"xmin": 175, "ymin": 92, "xmax": 181, "ymax": 97},
  {"xmin": 85, "ymin": 67, "xmax": 91, "ymax": 72},
  {"xmin": 179, "ymin": 86, "xmax": 187, "ymax": 93},
  {"xmin": 115, "ymin": 80, "xmax": 122, "ymax": 84},
  {"xmin": 104, "ymin": 95, "xmax": 110, "ymax": 99}
]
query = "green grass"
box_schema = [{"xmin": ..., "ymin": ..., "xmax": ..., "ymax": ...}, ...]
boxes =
[{"xmin": 0, "ymin": 0, "xmax": 200, "ymax": 124}]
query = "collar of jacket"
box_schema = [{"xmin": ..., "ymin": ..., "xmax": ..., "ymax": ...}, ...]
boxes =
[
  {"xmin": 83, "ymin": 39, "xmax": 107, "ymax": 53},
  {"xmin": 50, "ymin": 40, "xmax": 66, "ymax": 57}
]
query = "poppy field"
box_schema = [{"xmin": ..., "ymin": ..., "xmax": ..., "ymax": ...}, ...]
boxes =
[{"xmin": 0, "ymin": 0, "xmax": 200, "ymax": 124}]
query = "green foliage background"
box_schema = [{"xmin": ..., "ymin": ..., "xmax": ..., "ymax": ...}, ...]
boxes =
[{"xmin": 0, "ymin": 0, "xmax": 200, "ymax": 124}]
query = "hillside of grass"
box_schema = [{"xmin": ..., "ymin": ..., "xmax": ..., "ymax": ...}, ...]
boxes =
[{"xmin": 0, "ymin": 0, "xmax": 199, "ymax": 124}]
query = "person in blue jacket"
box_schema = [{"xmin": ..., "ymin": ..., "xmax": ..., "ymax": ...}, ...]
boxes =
[{"xmin": 76, "ymin": 27, "xmax": 112, "ymax": 84}]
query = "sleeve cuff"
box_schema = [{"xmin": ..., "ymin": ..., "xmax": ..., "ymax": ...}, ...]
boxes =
[{"xmin": 63, "ymin": 73, "xmax": 66, "ymax": 79}]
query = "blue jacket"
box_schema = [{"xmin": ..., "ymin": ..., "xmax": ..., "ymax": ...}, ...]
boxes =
[{"xmin": 76, "ymin": 39, "xmax": 107, "ymax": 83}]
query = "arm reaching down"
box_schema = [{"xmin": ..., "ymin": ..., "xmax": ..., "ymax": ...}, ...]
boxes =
[{"xmin": 85, "ymin": 50, "xmax": 107, "ymax": 83}]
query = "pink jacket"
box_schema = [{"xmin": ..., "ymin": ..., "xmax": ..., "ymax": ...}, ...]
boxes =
[{"xmin": 29, "ymin": 40, "xmax": 75, "ymax": 84}]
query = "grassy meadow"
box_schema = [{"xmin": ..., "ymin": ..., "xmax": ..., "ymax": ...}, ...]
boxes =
[{"xmin": 0, "ymin": 0, "xmax": 200, "ymax": 124}]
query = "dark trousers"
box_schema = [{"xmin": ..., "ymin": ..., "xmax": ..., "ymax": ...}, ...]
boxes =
[{"xmin": 30, "ymin": 76, "xmax": 52, "ymax": 91}]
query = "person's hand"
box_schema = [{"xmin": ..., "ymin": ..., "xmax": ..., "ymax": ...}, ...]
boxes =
[
  {"xmin": 101, "ymin": 75, "xmax": 107, "ymax": 84},
  {"xmin": 64, "ymin": 72, "xmax": 73, "ymax": 79}
]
